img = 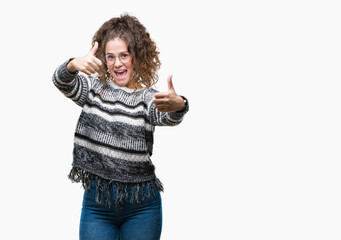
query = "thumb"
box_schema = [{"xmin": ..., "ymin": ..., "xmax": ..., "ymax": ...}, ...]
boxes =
[
  {"xmin": 167, "ymin": 75, "xmax": 175, "ymax": 92},
  {"xmin": 89, "ymin": 41, "xmax": 99, "ymax": 56}
]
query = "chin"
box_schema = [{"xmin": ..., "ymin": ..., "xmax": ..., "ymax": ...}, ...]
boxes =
[{"xmin": 114, "ymin": 78, "xmax": 130, "ymax": 87}]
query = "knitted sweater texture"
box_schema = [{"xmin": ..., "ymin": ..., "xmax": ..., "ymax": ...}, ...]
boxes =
[{"xmin": 53, "ymin": 60, "xmax": 189, "ymax": 205}]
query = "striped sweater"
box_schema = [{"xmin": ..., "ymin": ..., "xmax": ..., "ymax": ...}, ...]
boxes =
[{"xmin": 53, "ymin": 60, "xmax": 189, "ymax": 205}]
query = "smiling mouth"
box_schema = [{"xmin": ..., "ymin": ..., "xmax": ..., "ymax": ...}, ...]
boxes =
[{"xmin": 114, "ymin": 70, "xmax": 127, "ymax": 79}]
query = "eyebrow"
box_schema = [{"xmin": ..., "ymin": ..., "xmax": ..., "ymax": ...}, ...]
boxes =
[{"xmin": 105, "ymin": 51, "xmax": 129, "ymax": 55}]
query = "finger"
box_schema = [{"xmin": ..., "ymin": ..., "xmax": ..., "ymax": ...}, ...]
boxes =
[
  {"xmin": 82, "ymin": 69, "xmax": 92, "ymax": 75},
  {"xmin": 167, "ymin": 75, "xmax": 175, "ymax": 91},
  {"xmin": 153, "ymin": 98, "xmax": 169, "ymax": 104},
  {"xmin": 154, "ymin": 93, "xmax": 169, "ymax": 99},
  {"xmin": 154, "ymin": 101, "xmax": 168, "ymax": 107},
  {"xmin": 88, "ymin": 66, "xmax": 99, "ymax": 74},
  {"xmin": 154, "ymin": 105, "xmax": 167, "ymax": 112},
  {"xmin": 82, "ymin": 64, "xmax": 97, "ymax": 75},
  {"xmin": 89, "ymin": 41, "xmax": 99, "ymax": 56},
  {"xmin": 93, "ymin": 56, "xmax": 102, "ymax": 66},
  {"xmin": 158, "ymin": 107, "xmax": 170, "ymax": 113},
  {"xmin": 88, "ymin": 60, "xmax": 101, "ymax": 72}
]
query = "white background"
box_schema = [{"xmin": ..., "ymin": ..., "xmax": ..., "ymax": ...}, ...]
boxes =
[{"xmin": 1, "ymin": 0, "xmax": 340, "ymax": 239}]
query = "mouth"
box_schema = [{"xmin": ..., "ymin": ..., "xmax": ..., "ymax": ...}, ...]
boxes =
[{"xmin": 114, "ymin": 70, "xmax": 128, "ymax": 80}]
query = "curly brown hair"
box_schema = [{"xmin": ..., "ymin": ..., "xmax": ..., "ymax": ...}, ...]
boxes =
[{"xmin": 92, "ymin": 13, "xmax": 161, "ymax": 89}]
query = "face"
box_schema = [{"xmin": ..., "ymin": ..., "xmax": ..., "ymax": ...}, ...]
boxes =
[{"xmin": 105, "ymin": 38, "xmax": 135, "ymax": 89}]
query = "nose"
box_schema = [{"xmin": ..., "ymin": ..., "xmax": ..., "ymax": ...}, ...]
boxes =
[{"xmin": 114, "ymin": 57, "xmax": 123, "ymax": 67}]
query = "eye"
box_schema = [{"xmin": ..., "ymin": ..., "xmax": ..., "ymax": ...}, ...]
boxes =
[
  {"xmin": 107, "ymin": 55, "xmax": 115, "ymax": 60},
  {"xmin": 121, "ymin": 54, "xmax": 128, "ymax": 59}
]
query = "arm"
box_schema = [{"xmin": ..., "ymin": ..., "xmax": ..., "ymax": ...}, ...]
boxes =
[
  {"xmin": 147, "ymin": 76, "xmax": 189, "ymax": 126},
  {"xmin": 52, "ymin": 60, "xmax": 90, "ymax": 107},
  {"xmin": 152, "ymin": 75, "xmax": 186, "ymax": 113},
  {"xmin": 149, "ymin": 96, "xmax": 189, "ymax": 127},
  {"xmin": 52, "ymin": 42, "xmax": 102, "ymax": 107}
]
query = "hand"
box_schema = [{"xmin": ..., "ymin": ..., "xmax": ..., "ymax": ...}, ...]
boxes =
[
  {"xmin": 67, "ymin": 42, "xmax": 102, "ymax": 75},
  {"xmin": 153, "ymin": 75, "xmax": 186, "ymax": 112}
]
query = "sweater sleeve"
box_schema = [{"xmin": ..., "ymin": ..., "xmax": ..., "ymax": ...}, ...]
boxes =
[
  {"xmin": 52, "ymin": 59, "xmax": 90, "ymax": 107},
  {"xmin": 144, "ymin": 88, "xmax": 189, "ymax": 126}
]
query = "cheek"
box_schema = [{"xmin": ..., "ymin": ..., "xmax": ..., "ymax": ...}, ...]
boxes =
[{"xmin": 126, "ymin": 62, "xmax": 134, "ymax": 74}]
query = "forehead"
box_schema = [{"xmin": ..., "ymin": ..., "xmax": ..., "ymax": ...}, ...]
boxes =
[{"xmin": 105, "ymin": 38, "xmax": 128, "ymax": 53}]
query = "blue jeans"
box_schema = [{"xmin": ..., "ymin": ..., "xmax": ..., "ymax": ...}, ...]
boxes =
[{"xmin": 79, "ymin": 182, "xmax": 162, "ymax": 240}]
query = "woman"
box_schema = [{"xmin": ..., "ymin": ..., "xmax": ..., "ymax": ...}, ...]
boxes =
[{"xmin": 52, "ymin": 13, "xmax": 189, "ymax": 240}]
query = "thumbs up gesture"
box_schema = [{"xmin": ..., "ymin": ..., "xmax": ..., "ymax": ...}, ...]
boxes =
[
  {"xmin": 66, "ymin": 42, "xmax": 102, "ymax": 75},
  {"xmin": 153, "ymin": 75, "xmax": 186, "ymax": 112}
]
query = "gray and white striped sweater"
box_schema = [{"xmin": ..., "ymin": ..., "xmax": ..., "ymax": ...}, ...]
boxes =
[{"xmin": 53, "ymin": 60, "xmax": 189, "ymax": 205}]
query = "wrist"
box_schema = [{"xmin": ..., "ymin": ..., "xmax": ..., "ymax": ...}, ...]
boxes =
[
  {"xmin": 66, "ymin": 58, "xmax": 77, "ymax": 73},
  {"xmin": 176, "ymin": 96, "xmax": 187, "ymax": 112}
]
